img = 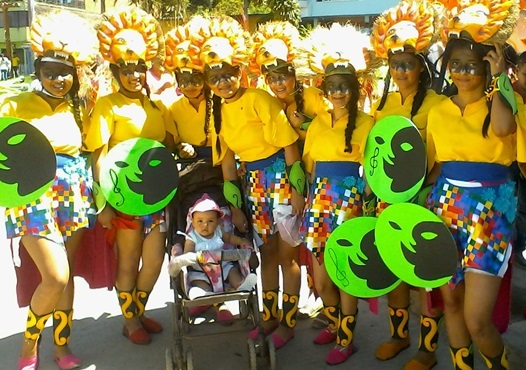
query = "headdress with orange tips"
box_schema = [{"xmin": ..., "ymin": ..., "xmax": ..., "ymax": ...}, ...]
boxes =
[
  {"xmin": 165, "ymin": 16, "xmax": 208, "ymax": 73},
  {"xmin": 98, "ymin": 6, "xmax": 159, "ymax": 65},
  {"xmin": 372, "ymin": 0, "xmax": 439, "ymax": 59},
  {"xmin": 443, "ymin": 0, "xmax": 520, "ymax": 44},
  {"xmin": 30, "ymin": 11, "xmax": 98, "ymax": 66},
  {"xmin": 196, "ymin": 16, "xmax": 251, "ymax": 69},
  {"xmin": 306, "ymin": 23, "xmax": 372, "ymax": 76},
  {"xmin": 249, "ymin": 21, "xmax": 300, "ymax": 75}
]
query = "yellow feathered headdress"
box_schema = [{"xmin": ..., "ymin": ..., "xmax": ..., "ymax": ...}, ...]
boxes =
[
  {"xmin": 97, "ymin": 6, "xmax": 160, "ymax": 65},
  {"xmin": 194, "ymin": 16, "xmax": 251, "ymax": 69},
  {"xmin": 30, "ymin": 11, "xmax": 98, "ymax": 66},
  {"xmin": 372, "ymin": 0, "xmax": 440, "ymax": 59},
  {"xmin": 305, "ymin": 23, "xmax": 372, "ymax": 76},
  {"xmin": 165, "ymin": 16, "xmax": 209, "ymax": 73},
  {"xmin": 249, "ymin": 21, "xmax": 300, "ymax": 75},
  {"xmin": 443, "ymin": 0, "xmax": 520, "ymax": 44}
]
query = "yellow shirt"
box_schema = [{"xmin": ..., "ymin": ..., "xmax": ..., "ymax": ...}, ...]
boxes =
[
  {"xmin": 372, "ymin": 90, "xmax": 445, "ymax": 139},
  {"xmin": 216, "ymin": 88, "xmax": 298, "ymax": 163},
  {"xmin": 427, "ymin": 97, "xmax": 516, "ymax": 166},
  {"xmin": 169, "ymin": 96, "xmax": 211, "ymax": 146},
  {"xmin": 303, "ymin": 110, "xmax": 374, "ymax": 174},
  {"xmin": 0, "ymin": 92, "xmax": 83, "ymax": 156},
  {"xmin": 85, "ymin": 92, "xmax": 178, "ymax": 151}
]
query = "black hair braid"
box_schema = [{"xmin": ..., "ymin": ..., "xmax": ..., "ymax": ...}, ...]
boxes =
[
  {"xmin": 68, "ymin": 73, "xmax": 84, "ymax": 132},
  {"xmin": 409, "ymin": 55, "xmax": 432, "ymax": 120},
  {"xmin": 294, "ymin": 81, "xmax": 305, "ymax": 114},
  {"xmin": 376, "ymin": 71, "xmax": 391, "ymax": 112},
  {"xmin": 212, "ymin": 94, "xmax": 223, "ymax": 155},
  {"xmin": 142, "ymin": 80, "xmax": 159, "ymax": 110},
  {"xmin": 203, "ymin": 86, "xmax": 212, "ymax": 138},
  {"xmin": 344, "ymin": 74, "xmax": 361, "ymax": 153}
]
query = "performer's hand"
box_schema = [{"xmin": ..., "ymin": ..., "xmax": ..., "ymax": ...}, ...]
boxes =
[
  {"xmin": 177, "ymin": 143, "xmax": 196, "ymax": 158},
  {"xmin": 98, "ymin": 205, "xmax": 116, "ymax": 229},
  {"xmin": 287, "ymin": 109, "xmax": 306, "ymax": 129},
  {"xmin": 290, "ymin": 188, "xmax": 305, "ymax": 216},
  {"xmin": 231, "ymin": 207, "xmax": 249, "ymax": 233},
  {"xmin": 483, "ymin": 43, "xmax": 506, "ymax": 76}
]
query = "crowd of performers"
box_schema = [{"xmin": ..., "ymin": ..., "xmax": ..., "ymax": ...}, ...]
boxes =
[{"xmin": 2, "ymin": 0, "xmax": 526, "ymax": 369}]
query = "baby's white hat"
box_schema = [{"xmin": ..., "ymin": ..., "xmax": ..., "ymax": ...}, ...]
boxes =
[{"xmin": 189, "ymin": 193, "xmax": 224, "ymax": 218}]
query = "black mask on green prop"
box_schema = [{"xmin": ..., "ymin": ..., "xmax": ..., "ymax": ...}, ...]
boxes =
[
  {"xmin": 0, "ymin": 118, "xmax": 56, "ymax": 207},
  {"xmin": 365, "ymin": 115, "xmax": 426, "ymax": 204},
  {"xmin": 375, "ymin": 203, "xmax": 457, "ymax": 288},
  {"xmin": 325, "ymin": 217, "xmax": 401, "ymax": 298},
  {"xmin": 100, "ymin": 138, "xmax": 178, "ymax": 216}
]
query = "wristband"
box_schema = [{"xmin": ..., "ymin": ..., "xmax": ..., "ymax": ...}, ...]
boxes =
[
  {"xmin": 223, "ymin": 180, "xmax": 243, "ymax": 208},
  {"xmin": 93, "ymin": 181, "xmax": 107, "ymax": 214},
  {"xmin": 486, "ymin": 72, "xmax": 517, "ymax": 114},
  {"xmin": 286, "ymin": 160, "xmax": 306, "ymax": 195}
]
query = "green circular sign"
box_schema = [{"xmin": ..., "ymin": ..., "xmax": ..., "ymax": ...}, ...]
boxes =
[
  {"xmin": 364, "ymin": 115, "xmax": 426, "ymax": 204},
  {"xmin": 100, "ymin": 138, "xmax": 179, "ymax": 216},
  {"xmin": 325, "ymin": 217, "xmax": 401, "ymax": 298},
  {"xmin": 0, "ymin": 117, "xmax": 56, "ymax": 207},
  {"xmin": 375, "ymin": 203, "xmax": 457, "ymax": 288}
]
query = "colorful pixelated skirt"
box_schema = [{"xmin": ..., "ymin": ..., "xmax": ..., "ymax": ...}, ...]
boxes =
[
  {"xmin": 245, "ymin": 150, "xmax": 292, "ymax": 245},
  {"xmin": 426, "ymin": 162, "xmax": 515, "ymax": 287},
  {"xmin": 301, "ymin": 161, "xmax": 364, "ymax": 263},
  {"xmin": 5, "ymin": 154, "xmax": 96, "ymax": 245}
]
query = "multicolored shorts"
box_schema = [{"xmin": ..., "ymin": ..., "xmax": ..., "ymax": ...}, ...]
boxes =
[
  {"xmin": 5, "ymin": 154, "xmax": 96, "ymax": 245},
  {"xmin": 301, "ymin": 162, "xmax": 364, "ymax": 263},
  {"xmin": 115, "ymin": 210, "xmax": 165, "ymax": 237},
  {"xmin": 245, "ymin": 150, "xmax": 292, "ymax": 245},
  {"xmin": 426, "ymin": 162, "xmax": 515, "ymax": 287}
]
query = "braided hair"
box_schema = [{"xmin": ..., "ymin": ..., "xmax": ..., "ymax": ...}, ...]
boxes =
[
  {"xmin": 376, "ymin": 52, "xmax": 431, "ymax": 121},
  {"xmin": 320, "ymin": 71, "xmax": 360, "ymax": 153},
  {"xmin": 435, "ymin": 38, "xmax": 493, "ymax": 137}
]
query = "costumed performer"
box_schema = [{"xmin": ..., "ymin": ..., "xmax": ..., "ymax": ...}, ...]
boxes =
[
  {"xmin": 370, "ymin": 1, "xmax": 447, "ymax": 369},
  {"xmin": 425, "ymin": 0, "xmax": 521, "ymax": 368},
  {"xmin": 85, "ymin": 6, "xmax": 178, "ymax": 345},
  {"xmin": 300, "ymin": 22, "xmax": 375, "ymax": 365},
  {"xmin": 0, "ymin": 11, "xmax": 98, "ymax": 370},
  {"xmin": 195, "ymin": 15, "xmax": 305, "ymax": 349}
]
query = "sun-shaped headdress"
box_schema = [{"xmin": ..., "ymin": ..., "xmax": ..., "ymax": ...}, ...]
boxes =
[
  {"xmin": 30, "ymin": 11, "xmax": 98, "ymax": 66},
  {"xmin": 193, "ymin": 16, "xmax": 251, "ymax": 69},
  {"xmin": 165, "ymin": 16, "xmax": 209, "ymax": 73},
  {"xmin": 372, "ymin": 0, "xmax": 440, "ymax": 59},
  {"xmin": 443, "ymin": 0, "xmax": 520, "ymax": 44},
  {"xmin": 97, "ymin": 6, "xmax": 160, "ymax": 65},
  {"xmin": 305, "ymin": 23, "xmax": 372, "ymax": 76},
  {"xmin": 248, "ymin": 21, "xmax": 300, "ymax": 75}
]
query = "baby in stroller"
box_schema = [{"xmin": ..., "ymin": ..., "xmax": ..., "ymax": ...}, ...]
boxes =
[{"xmin": 169, "ymin": 194, "xmax": 257, "ymax": 324}]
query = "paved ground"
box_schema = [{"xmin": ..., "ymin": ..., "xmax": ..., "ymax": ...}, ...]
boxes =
[{"xmin": 1, "ymin": 226, "xmax": 526, "ymax": 369}]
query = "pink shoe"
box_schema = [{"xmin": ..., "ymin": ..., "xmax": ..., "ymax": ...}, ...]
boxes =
[
  {"xmin": 54, "ymin": 354, "xmax": 81, "ymax": 370},
  {"xmin": 18, "ymin": 355, "xmax": 38, "ymax": 370},
  {"xmin": 313, "ymin": 328, "xmax": 337, "ymax": 345},
  {"xmin": 188, "ymin": 305, "xmax": 212, "ymax": 317},
  {"xmin": 325, "ymin": 344, "xmax": 357, "ymax": 365},
  {"xmin": 216, "ymin": 308, "xmax": 234, "ymax": 326},
  {"xmin": 269, "ymin": 331, "xmax": 295, "ymax": 350},
  {"xmin": 247, "ymin": 320, "xmax": 279, "ymax": 340}
]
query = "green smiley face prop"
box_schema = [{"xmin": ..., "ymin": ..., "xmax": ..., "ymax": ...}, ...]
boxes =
[
  {"xmin": 375, "ymin": 203, "xmax": 457, "ymax": 288},
  {"xmin": 0, "ymin": 117, "xmax": 56, "ymax": 207},
  {"xmin": 325, "ymin": 217, "xmax": 401, "ymax": 298},
  {"xmin": 100, "ymin": 138, "xmax": 178, "ymax": 216},
  {"xmin": 364, "ymin": 115, "xmax": 426, "ymax": 204}
]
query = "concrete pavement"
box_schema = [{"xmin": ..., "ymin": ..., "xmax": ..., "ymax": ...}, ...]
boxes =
[{"xmin": 1, "ymin": 231, "xmax": 526, "ymax": 369}]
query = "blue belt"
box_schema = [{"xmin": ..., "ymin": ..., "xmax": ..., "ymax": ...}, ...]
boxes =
[
  {"xmin": 245, "ymin": 150, "xmax": 285, "ymax": 172},
  {"xmin": 194, "ymin": 146, "xmax": 212, "ymax": 159},
  {"xmin": 314, "ymin": 161, "xmax": 360, "ymax": 179},
  {"xmin": 441, "ymin": 161, "xmax": 509, "ymax": 183},
  {"xmin": 56, "ymin": 154, "xmax": 78, "ymax": 168}
]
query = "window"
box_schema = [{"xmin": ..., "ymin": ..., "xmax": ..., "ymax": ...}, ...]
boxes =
[{"xmin": 0, "ymin": 11, "xmax": 30, "ymax": 28}]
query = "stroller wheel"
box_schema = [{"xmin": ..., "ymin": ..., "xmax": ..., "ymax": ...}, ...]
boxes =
[
  {"xmin": 257, "ymin": 331, "xmax": 266, "ymax": 358},
  {"xmin": 266, "ymin": 336, "xmax": 276, "ymax": 370},
  {"xmin": 247, "ymin": 338, "xmax": 258, "ymax": 370},
  {"xmin": 165, "ymin": 348, "xmax": 174, "ymax": 370},
  {"xmin": 185, "ymin": 349, "xmax": 194, "ymax": 370}
]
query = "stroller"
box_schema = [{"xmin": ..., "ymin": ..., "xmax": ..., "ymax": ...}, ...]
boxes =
[{"xmin": 165, "ymin": 158, "xmax": 268, "ymax": 370}]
